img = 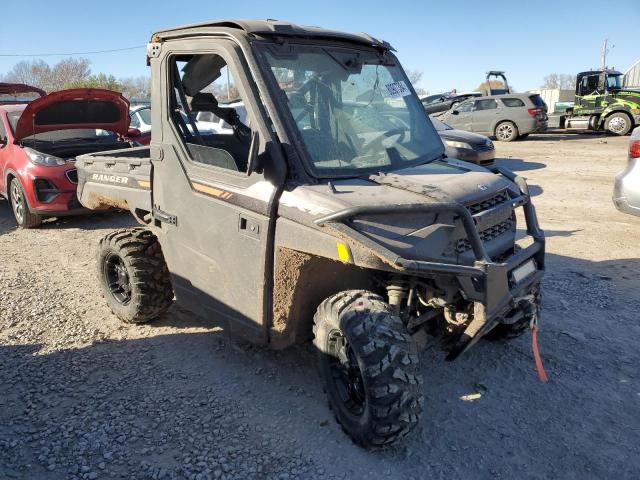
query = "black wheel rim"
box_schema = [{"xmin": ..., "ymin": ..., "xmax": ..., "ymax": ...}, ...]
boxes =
[
  {"xmin": 10, "ymin": 182, "xmax": 24, "ymax": 224},
  {"xmin": 327, "ymin": 330, "xmax": 366, "ymax": 416},
  {"xmin": 104, "ymin": 253, "xmax": 132, "ymax": 305}
]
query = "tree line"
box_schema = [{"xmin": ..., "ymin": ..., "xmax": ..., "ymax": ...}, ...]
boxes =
[
  {"xmin": 1, "ymin": 57, "xmax": 578, "ymax": 100},
  {"xmin": 1, "ymin": 58, "xmax": 150, "ymax": 100}
]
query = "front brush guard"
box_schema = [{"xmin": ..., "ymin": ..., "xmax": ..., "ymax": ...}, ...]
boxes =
[{"xmin": 314, "ymin": 166, "xmax": 545, "ymax": 360}]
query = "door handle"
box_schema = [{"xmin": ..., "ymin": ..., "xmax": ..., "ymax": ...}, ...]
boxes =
[{"xmin": 238, "ymin": 215, "xmax": 260, "ymax": 238}]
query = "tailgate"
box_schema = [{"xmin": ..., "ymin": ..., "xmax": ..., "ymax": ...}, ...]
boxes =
[{"xmin": 76, "ymin": 146, "xmax": 152, "ymax": 212}]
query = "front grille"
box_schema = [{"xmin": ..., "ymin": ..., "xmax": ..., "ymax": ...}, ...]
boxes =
[
  {"xmin": 465, "ymin": 190, "xmax": 508, "ymax": 216},
  {"xmin": 65, "ymin": 168, "xmax": 78, "ymax": 184},
  {"xmin": 455, "ymin": 217, "xmax": 514, "ymax": 253},
  {"xmin": 474, "ymin": 142, "xmax": 495, "ymax": 152}
]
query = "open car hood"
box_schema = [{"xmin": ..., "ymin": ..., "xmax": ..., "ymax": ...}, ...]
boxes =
[
  {"xmin": 13, "ymin": 88, "xmax": 130, "ymax": 142},
  {"xmin": 0, "ymin": 82, "xmax": 46, "ymax": 98}
]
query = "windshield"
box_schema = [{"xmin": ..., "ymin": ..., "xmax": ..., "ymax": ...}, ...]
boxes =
[
  {"xmin": 430, "ymin": 117, "xmax": 452, "ymax": 131},
  {"xmin": 260, "ymin": 45, "xmax": 443, "ymax": 177},
  {"xmin": 607, "ymin": 74, "xmax": 623, "ymax": 90},
  {"xmin": 7, "ymin": 111, "xmax": 117, "ymax": 141}
]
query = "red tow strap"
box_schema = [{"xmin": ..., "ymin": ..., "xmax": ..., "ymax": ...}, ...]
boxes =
[{"xmin": 531, "ymin": 324, "xmax": 548, "ymax": 382}]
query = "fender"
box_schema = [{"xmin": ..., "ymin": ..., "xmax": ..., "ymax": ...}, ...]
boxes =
[{"xmin": 601, "ymin": 102, "xmax": 638, "ymax": 127}]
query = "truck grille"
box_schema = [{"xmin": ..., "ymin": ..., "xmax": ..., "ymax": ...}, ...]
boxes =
[
  {"xmin": 465, "ymin": 190, "xmax": 508, "ymax": 215},
  {"xmin": 455, "ymin": 217, "xmax": 514, "ymax": 253},
  {"xmin": 65, "ymin": 169, "xmax": 78, "ymax": 184}
]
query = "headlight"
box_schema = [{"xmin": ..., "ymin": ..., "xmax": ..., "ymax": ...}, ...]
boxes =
[
  {"xmin": 444, "ymin": 139, "xmax": 472, "ymax": 149},
  {"xmin": 24, "ymin": 147, "xmax": 66, "ymax": 166}
]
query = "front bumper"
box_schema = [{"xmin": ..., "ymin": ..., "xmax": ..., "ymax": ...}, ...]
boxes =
[
  {"xmin": 22, "ymin": 165, "xmax": 88, "ymax": 216},
  {"xmin": 315, "ymin": 167, "xmax": 545, "ymax": 359}
]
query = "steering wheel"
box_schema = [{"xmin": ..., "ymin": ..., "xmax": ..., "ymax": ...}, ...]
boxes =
[{"xmin": 361, "ymin": 127, "xmax": 408, "ymax": 154}]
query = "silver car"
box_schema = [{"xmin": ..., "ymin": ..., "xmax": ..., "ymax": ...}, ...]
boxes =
[
  {"xmin": 439, "ymin": 93, "xmax": 548, "ymax": 141},
  {"xmin": 613, "ymin": 126, "xmax": 640, "ymax": 216}
]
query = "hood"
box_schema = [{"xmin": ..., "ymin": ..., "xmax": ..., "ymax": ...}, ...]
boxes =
[
  {"xmin": 0, "ymin": 82, "xmax": 45, "ymax": 98},
  {"xmin": 437, "ymin": 128, "xmax": 491, "ymax": 145},
  {"xmin": 13, "ymin": 88, "xmax": 130, "ymax": 142},
  {"xmin": 279, "ymin": 160, "xmax": 515, "ymax": 221}
]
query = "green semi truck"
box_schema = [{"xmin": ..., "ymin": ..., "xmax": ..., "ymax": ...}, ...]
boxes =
[{"xmin": 550, "ymin": 69, "xmax": 640, "ymax": 135}]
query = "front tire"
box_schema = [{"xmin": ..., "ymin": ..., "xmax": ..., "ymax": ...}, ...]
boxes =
[
  {"xmin": 313, "ymin": 290, "xmax": 423, "ymax": 447},
  {"xmin": 495, "ymin": 121, "xmax": 519, "ymax": 141},
  {"xmin": 9, "ymin": 178, "xmax": 42, "ymax": 228},
  {"xmin": 97, "ymin": 228, "xmax": 174, "ymax": 323},
  {"xmin": 605, "ymin": 112, "xmax": 633, "ymax": 135}
]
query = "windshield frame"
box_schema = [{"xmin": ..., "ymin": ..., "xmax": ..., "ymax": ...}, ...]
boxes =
[{"xmin": 254, "ymin": 42, "xmax": 444, "ymax": 180}]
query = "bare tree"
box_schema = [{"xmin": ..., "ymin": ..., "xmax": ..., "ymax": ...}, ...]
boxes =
[
  {"xmin": 404, "ymin": 69, "xmax": 427, "ymax": 95},
  {"xmin": 405, "ymin": 69, "xmax": 423, "ymax": 86},
  {"xmin": 2, "ymin": 60, "xmax": 51, "ymax": 89},
  {"xmin": 2, "ymin": 58, "xmax": 92, "ymax": 92},
  {"xmin": 51, "ymin": 58, "xmax": 91, "ymax": 91},
  {"xmin": 119, "ymin": 76, "xmax": 151, "ymax": 100},
  {"xmin": 541, "ymin": 73, "xmax": 576, "ymax": 89}
]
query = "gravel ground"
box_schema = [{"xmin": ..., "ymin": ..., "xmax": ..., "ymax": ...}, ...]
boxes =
[{"xmin": 1, "ymin": 132, "xmax": 639, "ymax": 479}]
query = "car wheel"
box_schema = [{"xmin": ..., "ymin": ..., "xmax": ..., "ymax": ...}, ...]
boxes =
[
  {"xmin": 605, "ymin": 112, "xmax": 632, "ymax": 136},
  {"xmin": 9, "ymin": 178, "xmax": 43, "ymax": 228},
  {"xmin": 495, "ymin": 121, "xmax": 519, "ymax": 142},
  {"xmin": 313, "ymin": 290, "xmax": 423, "ymax": 447}
]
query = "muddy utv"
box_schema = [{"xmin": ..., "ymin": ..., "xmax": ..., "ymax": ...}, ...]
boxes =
[{"xmin": 75, "ymin": 19, "xmax": 545, "ymax": 447}]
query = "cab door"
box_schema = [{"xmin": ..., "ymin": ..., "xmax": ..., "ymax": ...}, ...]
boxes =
[{"xmin": 150, "ymin": 41, "xmax": 283, "ymax": 342}]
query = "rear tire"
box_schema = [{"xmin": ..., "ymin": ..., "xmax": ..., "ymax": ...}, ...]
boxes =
[
  {"xmin": 495, "ymin": 121, "xmax": 519, "ymax": 142},
  {"xmin": 9, "ymin": 178, "xmax": 43, "ymax": 229},
  {"xmin": 97, "ymin": 228, "xmax": 174, "ymax": 323},
  {"xmin": 313, "ymin": 290, "xmax": 423, "ymax": 447},
  {"xmin": 605, "ymin": 112, "xmax": 633, "ymax": 135}
]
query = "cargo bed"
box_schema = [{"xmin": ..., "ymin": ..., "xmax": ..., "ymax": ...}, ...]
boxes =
[{"xmin": 75, "ymin": 146, "xmax": 153, "ymax": 217}]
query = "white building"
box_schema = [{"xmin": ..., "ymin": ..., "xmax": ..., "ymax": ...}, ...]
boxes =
[{"xmin": 624, "ymin": 59, "xmax": 640, "ymax": 89}]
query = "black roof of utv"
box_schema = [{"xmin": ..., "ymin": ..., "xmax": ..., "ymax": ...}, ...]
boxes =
[{"xmin": 151, "ymin": 19, "xmax": 393, "ymax": 50}]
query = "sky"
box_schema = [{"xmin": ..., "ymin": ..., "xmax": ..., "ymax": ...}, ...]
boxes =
[{"xmin": 1, "ymin": 0, "xmax": 639, "ymax": 94}]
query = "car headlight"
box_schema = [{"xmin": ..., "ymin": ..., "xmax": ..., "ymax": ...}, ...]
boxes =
[
  {"xmin": 444, "ymin": 139, "xmax": 472, "ymax": 149},
  {"xmin": 24, "ymin": 147, "xmax": 66, "ymax": 166}
]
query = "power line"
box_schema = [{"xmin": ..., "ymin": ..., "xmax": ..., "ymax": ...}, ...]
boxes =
[{"xmin": 0, "ymin": 45, "xmax": 146, "ymax": 57}]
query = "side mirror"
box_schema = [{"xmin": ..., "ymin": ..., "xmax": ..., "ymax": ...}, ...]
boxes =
[
  {"xmin": 246, "ymin": 130, "xmax": 261, "ymax": 176},
  {"xmin": 127, "ymin": 128, "xmax": 141, "ymax": 138},
  {"xmin": 451, "ymin": 110, "xmax": 459, "ymax": 115}
]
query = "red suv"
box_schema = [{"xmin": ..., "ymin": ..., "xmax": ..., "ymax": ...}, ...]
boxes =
[{"xmin": 0, "ymin": 84, "xmax": 132, "ymax": 228}]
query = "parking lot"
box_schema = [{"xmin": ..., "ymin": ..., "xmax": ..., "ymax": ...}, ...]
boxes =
[{"xmin": 1, "ymin": 133, "xmax": 639, "ymax": 479}]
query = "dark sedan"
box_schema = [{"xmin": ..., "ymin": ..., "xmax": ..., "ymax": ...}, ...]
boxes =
[
  {"xmin": 431, "ymin": 117, "xmax": 495, "ymax": 166},
  {"xmin": 421, "ymin": 92, "xmax": 482, "ymax": 115}
]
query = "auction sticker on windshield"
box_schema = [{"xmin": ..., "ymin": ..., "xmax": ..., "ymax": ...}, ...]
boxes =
[{"xmin": 384, "ymin": 81, "xmax": 411, "ymax": 98}]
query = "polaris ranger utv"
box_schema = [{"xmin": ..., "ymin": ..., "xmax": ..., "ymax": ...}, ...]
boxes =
[{"xmin": 75, "ymin": 19, "xmax": 545, "ymax": 447}]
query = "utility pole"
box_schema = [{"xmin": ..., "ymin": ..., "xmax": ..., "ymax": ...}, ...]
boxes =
[{"xmin": 601, "ymin": 39, "xmax": 614, "ymax": 70}]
